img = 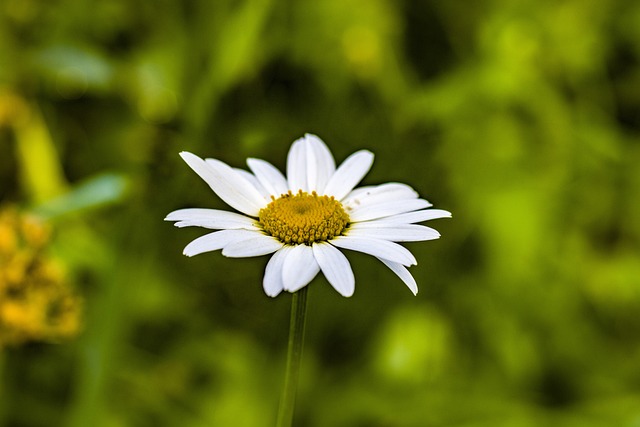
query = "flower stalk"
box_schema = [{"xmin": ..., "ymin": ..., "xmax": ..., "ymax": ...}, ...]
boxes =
[{"xmin": 276, "ymin": 287, "xmax": 309, "ymax": 427}]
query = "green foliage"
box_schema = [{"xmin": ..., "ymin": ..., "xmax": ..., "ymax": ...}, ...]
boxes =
[{"xmin": 1, "ymin": 0, "xmax": 640, "ymax": 426}]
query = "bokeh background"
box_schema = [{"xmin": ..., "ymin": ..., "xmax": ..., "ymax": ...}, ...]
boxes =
[{"xmin": 2, "ymin": 0, "xmax": 640, "ymax": 426}]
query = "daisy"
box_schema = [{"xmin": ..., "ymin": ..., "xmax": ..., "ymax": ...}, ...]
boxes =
[{"xmin": 165, "ymin": 134, "xmax": 450, "ymax": 297}]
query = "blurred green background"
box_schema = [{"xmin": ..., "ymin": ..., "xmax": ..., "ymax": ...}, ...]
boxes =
[{"xmin": 1, "ymin": 0, "xmax": 640, "ymax": 426}]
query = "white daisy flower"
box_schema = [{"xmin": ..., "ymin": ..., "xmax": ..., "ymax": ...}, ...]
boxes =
[{"xmin": 165, "ymin": 134, "xmax": 451, "ymax": 297}]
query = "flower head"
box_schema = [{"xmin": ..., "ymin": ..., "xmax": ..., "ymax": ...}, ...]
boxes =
[
  {"xmin": 0, "ymin": 206, "xmax": 82, "ymax": 347},
  {"xmin": 166, "ymin": 134, "xmax": 450, "ymax": 297}
]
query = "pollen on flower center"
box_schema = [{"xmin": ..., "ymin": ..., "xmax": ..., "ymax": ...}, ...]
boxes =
[{"xmin": 259, "ymin": 190, "xmax": 350, "ymax": 245}]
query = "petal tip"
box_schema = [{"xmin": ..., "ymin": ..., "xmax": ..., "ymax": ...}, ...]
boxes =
[
  {"xmin": 265, "ymin": 290, "xmax": 282, "ymax": 298},
  {"xmin": 360, "ymin": 149, "xmax": 375, "ymax": 159},
  {"xmin": 179, "ymin": 151, "xmax": 198, "ymax": 160},
  {"xmin": 304, "ymin": 133, "xmax": 325, "ymax": 144}
]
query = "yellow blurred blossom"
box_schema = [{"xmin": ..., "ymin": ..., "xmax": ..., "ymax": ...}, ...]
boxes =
[{"xmin": 0, "ymin": 206, "xmax": 81, "ymax": 348}]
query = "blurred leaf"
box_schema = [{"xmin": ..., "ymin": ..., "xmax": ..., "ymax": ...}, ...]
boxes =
[
  {"xmin": 14, "ymin": 103, "xmax": 68, "ymax": 202},
  {"xmin": 32, "ymin": 172, "xmax": 129, "ymax": 218},
  {"xmin": 30, "ymin": 45, "xmax": 116, "ymax": 96}
]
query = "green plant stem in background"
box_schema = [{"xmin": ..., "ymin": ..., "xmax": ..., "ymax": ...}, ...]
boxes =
[{"xmin": 276, "ymin": 287, "xmax": 309, "ymax": 427}]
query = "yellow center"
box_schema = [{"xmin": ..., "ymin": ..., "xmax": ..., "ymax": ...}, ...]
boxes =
[{"xmin": 259, "ymin": 190, "xmax": 350, "ymax": 245}]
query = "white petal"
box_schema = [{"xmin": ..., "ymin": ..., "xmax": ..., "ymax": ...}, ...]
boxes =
[
  {"xmin": 342, "ymin": 183, "xmax": 418, "ymax": 209},
  {"xmin": 287, "ymin": 136, "xmax": 308, "ymax": 192},
  {"xmin": 377, "ymin": 258, "xmax": 418, "ymax": 295},
  {"xmin": 179, "ymin": 152, "xmax": 264, "ymax": 216},
  {"xmin": 362, "ymin": 209, "xmax": 452, "ymax": 225},
  {"xmin": 166, "ymin": 208, "xmax": 259, "ymax": 230},
  {"xmin": 305, "ymin": 134, "xmax": 336, "ymax": 193},
  {"xmin": 183, "ymin": 229, "xmax": 261, "ymax": 257},
  {"xmin": 348, "ymin": 199, "xmax": 432, "ymax": 222},
  {"xmin": 330, "ymin": 236, "xmax": 417, "ymax": 266},
  {"xmin": 247, "ymin": 158, "xmax": 289, "ymax": 197},
  {"xmin": 312, "ymin": 242, "xmax": 355, "ymax": 297},
  {"xmin": 323, "ymin": 150, "xmax": 374, "ymax": 200},
  {"xmin": 263, "ymin": 247, "xmax": 293, "ymax": 297},
  {"xmin": 346, "ymin": 224, "xmax": 440, "ymax": 241},
  {"xmin": 204, "ymin": 158, "xmax": 268, "ymax": 212},
  {"xmin": 282, "ymin": 244, "xmax": 320, "ymax": 293},
  {"xmin": 222, "ymin": 234, "xmax": 283, "ymax": 258},
  {"xmin": 234, "ymin": 167, "xmax": 271, "ymax": 199}
]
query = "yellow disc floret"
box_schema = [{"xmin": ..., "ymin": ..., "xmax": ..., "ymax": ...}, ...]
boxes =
[{"xmin": 259, "ymin": 190, "xmax": 350, "ymax": 245}]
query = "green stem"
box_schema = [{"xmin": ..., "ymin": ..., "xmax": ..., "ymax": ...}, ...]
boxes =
[{"xmin": 276, "ymin": 287, "xmax": 309, "ymax": 427}]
